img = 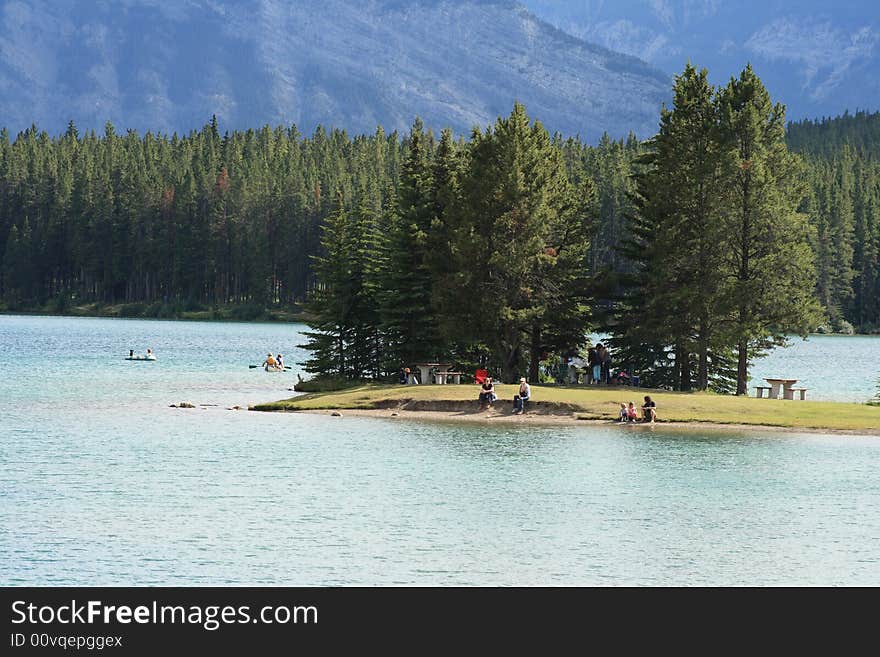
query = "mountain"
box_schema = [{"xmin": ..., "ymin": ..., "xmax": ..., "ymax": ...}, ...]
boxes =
[
  {"xmin": 0, "ymin": 0, "xmax": 671, "ymax": 140},
  {"xmin": 521, "ymin": 0, "xmax": 880, "ymax": 122}
]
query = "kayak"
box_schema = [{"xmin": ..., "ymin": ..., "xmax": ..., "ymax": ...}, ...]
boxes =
[
  {"xmin": 125, "ymin": 355, "xmax": 156, "ymax": 361},
  {"xmin": 264, "ymin": 366, "xmax": 285, "ymax": 372}
]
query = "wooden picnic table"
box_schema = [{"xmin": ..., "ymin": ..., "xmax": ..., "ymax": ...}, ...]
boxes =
[{"xmin": 765, "ymin": 378, "xmax": 798, "ymax": 400}]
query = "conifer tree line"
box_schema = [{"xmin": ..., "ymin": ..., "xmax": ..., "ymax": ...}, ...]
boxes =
[
  {"xmin": 0, "ymin": 117, "xmax": 403, "ymax": 314},
  {"xmin": 0, "ymin": 67, "xmax": 878, "ymax": 385}
]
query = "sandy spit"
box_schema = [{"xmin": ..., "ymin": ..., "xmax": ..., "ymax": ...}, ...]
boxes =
[{"xmin": 284, "ymin": 408, "xmax": 880, "ymax": 437}]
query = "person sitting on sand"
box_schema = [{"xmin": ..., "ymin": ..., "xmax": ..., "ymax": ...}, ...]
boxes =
[
  {"xmin": 513, "ymin": 378, "xmax": 530, "ymax": 414},
  {"xmin": 479, "ymin": 377, "xmax": 495, "ymax": 410},
  {"xmin": 627, "ymin": 402, "xmax": 638, "ymax": 423},
  {"xmin": 641, "ymin": 395, "xmax": 656, "ymax": 423},
  {"xmin": 262, "ymin": 353, "xmax": 278, "ymax": 371},
  {"xmin": 618, "ymin": 403, "xmax": 628, "ymax": 422}
]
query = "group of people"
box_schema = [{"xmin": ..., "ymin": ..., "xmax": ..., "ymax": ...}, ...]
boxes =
[
  {"xmin": 618, "ymin": 396, "xmax": 657, "ymax": 423},
  {"xmin": 587, "ymin": 344, "xmax": 612, "ymax": 385},
  {"xmin": 262, "ymin": 353, "xmax": 285, "ymax": 371},
  {"xmin": 478, "ymin": 377, "xmax": 531, "ymax": 414}
]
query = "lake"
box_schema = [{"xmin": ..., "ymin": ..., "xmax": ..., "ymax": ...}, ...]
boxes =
[{"xmin": 1, "ymin": 315, "xmax": 879, "ymax": 585}]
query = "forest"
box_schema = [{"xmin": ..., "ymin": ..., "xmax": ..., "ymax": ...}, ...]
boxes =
[{"xmin": 0, "ymin": 75, "xmax": 878, "ymax": 347}]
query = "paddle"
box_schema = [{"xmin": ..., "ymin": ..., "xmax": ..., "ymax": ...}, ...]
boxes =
[{"xmin": 249, "ymin": 365, "xmax": 292, "ymax": 370}]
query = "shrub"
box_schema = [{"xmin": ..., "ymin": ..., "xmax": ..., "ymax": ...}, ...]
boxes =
[
  {"xmin": 119, "ymin": 303, "xmax": 147, "ymax": 317},
  {"xmin": 184, "ymin": 299, "xmax": 207, "ymax": 312},
  {"xmin": 228, "ymin": 303, "xmax": 267, "ymax": 321},
  {"xmin": 835, "ymin": 319, "xmax": 855, "ymax": 335},
  {"xmin": 51, "ymin": 293, "xmax": 72, "ymax": 313},
  {"xmin": 293, "ymin": 375, "xmax": 362, "ymax": 393}
]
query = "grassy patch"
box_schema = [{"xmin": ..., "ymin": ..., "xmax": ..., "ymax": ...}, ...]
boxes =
[
  {"xmin": 252, "ymin": 383, "xmax": 880, "ymax": 432},
  {"xmin": 293, "ymin": 375, "xmax": 365, "ymax": 393}
]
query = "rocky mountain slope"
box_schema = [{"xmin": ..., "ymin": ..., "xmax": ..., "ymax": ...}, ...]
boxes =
[
  {"xmin": 522, "ymin": 0, "xmax": 880, "ymax": 121},
  {"xmin": 0, "ymin": 0, "xmax": 670, "ymax": 139}
]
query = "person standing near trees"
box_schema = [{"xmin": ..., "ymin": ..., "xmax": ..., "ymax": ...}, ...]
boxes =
[
  {"xmin": 590, "ymin": 345, "xmax": 602, "ymax": 385},
  {"xmin": 601, "ymin": 346, "xmax": 613, "ymax": 384}
]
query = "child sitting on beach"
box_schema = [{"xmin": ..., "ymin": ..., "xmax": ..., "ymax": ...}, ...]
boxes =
[
  {"xmin": 618, "ymin": 403, "xmax": 628, "ymax": 422},
  {"xmin": 627, "ymin": 402, "xmax": 637, "ymax": 422}
]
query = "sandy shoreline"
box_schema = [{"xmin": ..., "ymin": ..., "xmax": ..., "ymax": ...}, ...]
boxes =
[{"xmin": 288, "ymin": 407, "xmax": 880, "ymax": 436}]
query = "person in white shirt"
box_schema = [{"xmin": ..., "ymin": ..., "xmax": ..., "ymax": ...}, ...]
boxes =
[{"xmin": 513, "ymin": 378, "xmax": 530, "ymax": 414}]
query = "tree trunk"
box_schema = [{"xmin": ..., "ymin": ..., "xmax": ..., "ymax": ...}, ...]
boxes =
[
  {"xmin": 528, "ymin": 324, "xmax": 541, "ymax": 383},
  {"xmin": 502, "ymin": 345, "xmax": 521, "ymax": 384},
  {"xmin": 679, "ymin": 348, "xmax": 692, "ymax": 391},
  {"xmin": 697, "ymin": 344, "xmax": 708, "ymax": 391},
  {"xmin": 736, "ymin": 342, "xmax": 748, "ymax": 395},
  {"xmin": 697, "ymin": 320, "xmax": 709, "ymax": 390}
]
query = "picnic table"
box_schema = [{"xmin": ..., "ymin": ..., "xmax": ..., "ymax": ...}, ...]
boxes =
[
  {"xmin": 412, "ymin": 362, "xmax": 455, "ymax": 384},
  {"xmin": 764, "ymin": 378, "xmax": 798, "ymax": 400}
]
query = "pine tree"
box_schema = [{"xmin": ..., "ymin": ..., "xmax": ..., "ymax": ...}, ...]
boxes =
[
  {"xmin": 613, "ymin": 64, "xmax": 730, "ymax": 390},
  {"xmin": 300, "ymin": 193, "xmax": 356, "ymax": 378},
  {"xmin": 378, "ymin": 119, "xmax": 444, "ymax": 368},
  {"xmin": 3, "ymin": 220, "xmax": 33, "ymax": 305},
  {"xmin": 455, "ymin": 103, "xmax": 590, "ymax": 382},
  {"xmin": 717, "ymin": 65, "xmax": 823, "ymax": 395},
  {"xmin": 301, "ymin": 190, "xmax": 383, "ymax": 379}
]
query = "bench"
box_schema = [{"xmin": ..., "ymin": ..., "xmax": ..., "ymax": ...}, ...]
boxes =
[
  {"xmin": 755, "ymin": 386, "xmax": 773, "ymax": 399},
  {"xmin": 790, "ymin": 387, "xmax": 809, "ymax": 401}
]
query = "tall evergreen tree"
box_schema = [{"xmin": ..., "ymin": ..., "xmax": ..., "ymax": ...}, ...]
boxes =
[
  {"xmin": 379, "ymin": 119, "xmax": 444, "ymax": 368},
  {"xmin": 717, "ymin": 65, "xmax": 823, "ymax": 394},
  {"xmin": 300, "ymin": 192, "xmax": 380, "ymax": 379},
  {"xmin": 455, "ymin": 103, "xmax": 590, "ymax": 382},
  {"xmin": 614, "ymin": 64, "xmax": 730, "ymax": 391}
]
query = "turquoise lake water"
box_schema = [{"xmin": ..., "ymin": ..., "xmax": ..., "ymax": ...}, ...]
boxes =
[{"xmin": 1, "ymin": 315, "xmax": 879, "ymax": 585}]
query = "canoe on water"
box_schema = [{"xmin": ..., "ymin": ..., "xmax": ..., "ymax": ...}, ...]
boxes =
[{"xmin": 125, "ymin": 355, "xmax": 157, "ymax": 361}]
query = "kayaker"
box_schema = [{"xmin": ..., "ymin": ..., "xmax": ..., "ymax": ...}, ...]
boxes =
[
  {"xmin": 262, "ymin": 353, "xmax": 278, "ymax": 371},
  {"xmin": 276, "ymin": 353, "xmax": 285, "ymax": 369}
]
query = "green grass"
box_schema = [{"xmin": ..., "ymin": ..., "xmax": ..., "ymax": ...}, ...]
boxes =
[{"xmin": 252, "ymin": 383, "xmax": 880, "ymax": 432}]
